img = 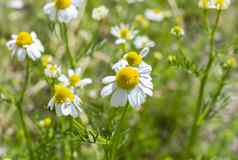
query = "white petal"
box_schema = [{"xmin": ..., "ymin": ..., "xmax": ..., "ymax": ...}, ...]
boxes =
[
  {"xmin": 61, "ymin": 103, "xmax": 71, "ymax": 116},
  {"xmin": 140, "ymin": 77, "xmax": 153, "ymax": 89},
  {"xmin": 26, "ymin": 45, "xmax": 41, "ymax": 61},
  {"xmin": 58, "ymin": 6, "xmax": 78, "ymax": 23},
  {"xmin": 79, "ymin": 78, "xmax": 92, "ymax": 87},
  {"xmin": 72, "ymin": 0, "xmax": 82, "ymax": 7},
  {"xmin": 140, "ymin": 48, "xmax": 150, "ymax": 57},
  {"xmin": 102, "ymin": 76, "xmax": 116, "ymax": 84},
  {"xmin": 68, "ymin": 69, "xmax": 75, "ymax": 76},
  {"xmin": 48, "ymin": 98, "xmax": 55, "ymax": 110},
  {"xmin": 58, "ymin": 75, "xmax": 70, "ymax": 86},
  {"xmin": 55, "ymin": 104, "xmax": 63, "ymax": 116},
  {"xmin": 43, "ymin": 3, "xmax": 57, "ymax": 21},
  {"xmin": 112, "ymin": 59, "xmax": 128, "ymax": 72},
  {"xmin": 128, "ymin": 87, "xmax": 146, "ymax": 108},
  {"xmin": 75, "ymin": 67, "xmax": 82, "ymax": 75},
  {"xmin": 139, "ymin": 63, "xmax": 152, "ymax": 74},
  {"xmin": 101, "ymin": 83, "xmax": 116, "ymax": 97},
  {"xmin": 139, "ymin": 83, "xmax": 153, "ymax": 96},
  {"xmin": 115, "ymin": 39, "xmax": 126, "ymax": 45},
  {"xmin": 111, "ymin": 89, "xmax": 127, "ymax": 107},
  {"xmin": 17, "ymin": 49, "xmax": 26, "ymax": 61}
]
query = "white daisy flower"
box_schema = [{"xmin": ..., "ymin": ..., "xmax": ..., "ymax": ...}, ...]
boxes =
[
  {"xmin": 214, "ymin": 0, "xmax": 231, "ymax": 10},
  {"xmin": 111, "ymin": 24, "xmax": 138, "ymax": 45},
  {"xmin": 6, "ymin": 32, "xmax": 44, "ymax": 61},
  {"xmin": 145, "ymin": 8, "xmax": 164, "ymax": 22},
  {"xmin": 134, "ymin": 36, "xmax": 155, "ymax": 49},
  {"xmin": 101, "ymin": 65, "xmax": 153, "ymax": 108},
  {"xmin": 92, "ymin": 5, "xmax": 109, "ymax": 21},
  {"xmin": 112, "ymin": 48, "xmax": 151, "ymax": 72},
  {"xmin": 58, "ymin": 67, "xmax": 92, "ymax": 89},
  {"xmin": 48, "ymin": 84, "xmax": 82, "ymax": 117},
  {"xmin": 44, "ymin": 64, "xmax": 61, "ymax": 78},
  {"xmin": 198, "ymin": 0, "xmax": 230, "ymax": 10},
  {"xmin": 43, "ymin": 0, "xmax": 82, "ymax": 23}
]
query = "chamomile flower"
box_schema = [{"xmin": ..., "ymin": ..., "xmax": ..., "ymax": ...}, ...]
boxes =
[
  {"xmin": 112, "ymin": 48, "xmax": 151, "ymax": 72},
  {"xmin": 134, "ymin": 36, "xmax": 155, "ymax": 49},
  {"xmin": 170, "ymin": 25, "xmax": 185, "ymax": 37},
  {"xmin": 214, "ymin": 0, "xmax": 231, "ymax": 10},
  {"xmin": 6, "ymin": 32, "xmax": 44, "ymax": 61},
  {"xmin": 198, "ymin": 0, "xmax": 231, "ymax": 10},
  {"xmin": 111, "ymin": 24, "xmax": 138, "ymax": 45},
  {"xmin": 44, "ymin": 64, "xmax": 61, "ymax": 78},
  {"xmin": 48, "ymin": 84, "xmax": 82, "ymax": 117},
  {"xmin": 58, "ymin": 67, "xmax": 92, "ymax": 89},
  {"xmin": 101, "ymin": 65, "xmax": 153, "ymax": 108},
  {"xmin": 92, "ymin": 5, "xmax": 109, "ymax": 21},
  {"xmin": 145, "ymin": 8, "xmax": 164, "ymax": 22},
  {"xmin": 43, "ymin": 0, "xmax": 82, "ymax": 23}
]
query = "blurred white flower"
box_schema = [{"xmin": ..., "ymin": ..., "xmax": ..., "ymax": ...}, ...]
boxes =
[
  {"xmin": 7, "ymin": 0, "xmax": 24, "ymax": 9},
  {"xmin": 134, "ymin": 36, "xmax": 155, "ymax": 49},
  {"xmin": 44, "ymin": 64, "xmax": 61, "ymax": 78},
  {"xmin": 198, "ymin": 0, "xmax": 231, "ymax": 10},
  {"xmin": 145, "ymin": 8, "xmax": 164, "ymax": 22},
  {"xmin": 111, "ymin": 24, "xmax": 138, "ymax": 45},
  {"xmin": 58, "ymin": 67, "xmax": 92, "ymax": 89},
  {"xmin": 43, "ymin": 0, "xmax": 82, "ymax": 23},
  {"xmin": 92, "ymin": 5, "xmax": 109, "ymax": 21},
  {"xmin": 48, "ymin": 84, "xmax": 82, "ymax": 117},
  {"xmin": 101, "ymin": 65, "xmax": 153, "ymax": 108},
  {"xmin": 6, "ymin": 32, "xmax": 44, "ymax": 61}
]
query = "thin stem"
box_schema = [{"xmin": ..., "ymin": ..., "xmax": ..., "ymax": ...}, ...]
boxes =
[
  {"xmin": 16, "ymin": 59, "xmax": 34, "ymax": 159},
  {"xmin": 187, "ymin": 10, "xmax": 221, "ymax": 154},
  {"xmin": 110, "ymin": 104, "xmax": 129, "ymax": 160},
  {"xmin": 61, "ymin": 23, "xmax": 76, "ymax": 69}
]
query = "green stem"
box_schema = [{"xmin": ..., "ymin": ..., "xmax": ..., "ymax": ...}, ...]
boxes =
[
  {"xmin": 61, "ymin": 23, "xmax": 76, "ymax": 69},
  {"xmin": 187, "ymin": 10, "xmax": 221, "ymax": 154},
  {"xmin": 16, "ymin": 59, "xmax": 34, "ymax": 159},
  {"xmin": 110, "ymin": 104, "xmax": 129, "ymax": 160}
]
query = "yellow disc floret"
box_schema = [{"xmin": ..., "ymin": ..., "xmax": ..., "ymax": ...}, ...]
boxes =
[
  {"xmin": 69, "ymin": 74, "xmax": 81, "ymax": 87},
  {"xmin": 125, "ymin": 51, "xmax": 142, "ymax": 65},
  {"xmin": 119, "ymin": 28, "xmax": 131, "ymax": 39},
  {"xmin": 16, "ymin": 32, "xmax": 33, "ymax": 47},
  {"xmin": 116, "ymin": 67, "xmax": 140, "ymax": 90},
  {"xmin": 153, "ymin": 8, "xmax": 161, "ymax": 14},
  {"xmin": 54, "ymin": 84, "xmax": 74, "ymax": 104},
  {"xmin": 55, "ymin": 0, "xmax": 71, "ymax": 10}
]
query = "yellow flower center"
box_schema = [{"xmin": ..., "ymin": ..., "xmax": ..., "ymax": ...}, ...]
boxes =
[
  {"xmin": 54, "ymin": 84, "xmax": 74, "ymax": 104},
  {"xmin": 116, "ymin": 67, "xmax": 140, "ymax": 90},
  {"xmin": 153, "ymin": 8, "xmax": 161, "ymax": 14},
  {"xmin": 55, "ymin": 0, "xmax": 71, "ymax": 9},
  {"xmin": 172, "ymin": 26, "xmax": 183, "ymax": 35},
  {"xmin": 119, "ymin": 28, "xmax": 131, "ymax": 39},
  {"xmin": 69, "ymin": 74, "xmax": 81, "ymax": 87},
  {"xmin": 216, "ymin": 0, "xmax": 224, "ymax": 6},
  {"xmin": 125, "ymin": 51, "xmax": 142, "ymax": 65},
  {"xmin": 16, "ymin": 32, "xmax": 33, "ymax": 47},
  {"xmin": 49, "ymin": 64, "xmax": 58, "ymax": 73},
  {"xmin": 201, "ymin": 0, "xmax": 209, "ymax": 7}
]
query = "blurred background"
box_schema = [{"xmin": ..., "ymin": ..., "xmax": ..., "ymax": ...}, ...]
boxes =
[{"xmin": 0, "ymin": 0, "xmax": 238, "ymax": 159}]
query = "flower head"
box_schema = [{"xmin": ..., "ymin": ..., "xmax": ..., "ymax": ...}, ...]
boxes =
[
  {"xmin": 134, "ymin": 36, "xmax": 155, "ymax": 49},
  {"xmin": 48, "ymin": 84, "xmax": 81, "ymax": 117},
  {"xmin": 198, "ymin": 0, "xmax": 231, "ymax": 10},
  {"xmin": 44, "ymin": 64, "xmax": 61, "ymax": 78},
  {"xmin": 43, "ymin": 0, "xmax": 82, "ymax": 23},
  {"xmin": 58, "ymin": 67, "xmax": 92, "ymax": 89},
  {"xmin": 111, "ymin": 24, "xmax": 138, "ymax": 45},
  {"xmin": 170, "ymin": 25, "xmax": 185, "ymax": 37},
  {"xmin": 145, "ymin": 8, "xmax": 164, "ymax": 22},
  {"xmin": 101, "ymin": 64, "xmax": 153, "ymax": 108},
  {"xmin": 6, "ymin": 32, "xmax": 44, "ymax": 61},
  {"xmin": 112, "ymin": 48, "xmax": 151, "ymax": 71},
  {"xmin": 41, "ymin": 54, "xmax": 53, "ymax": 67},
  {"xmin": 92, "ymin": 5, "xmax": 109, "ymax": 21}
]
